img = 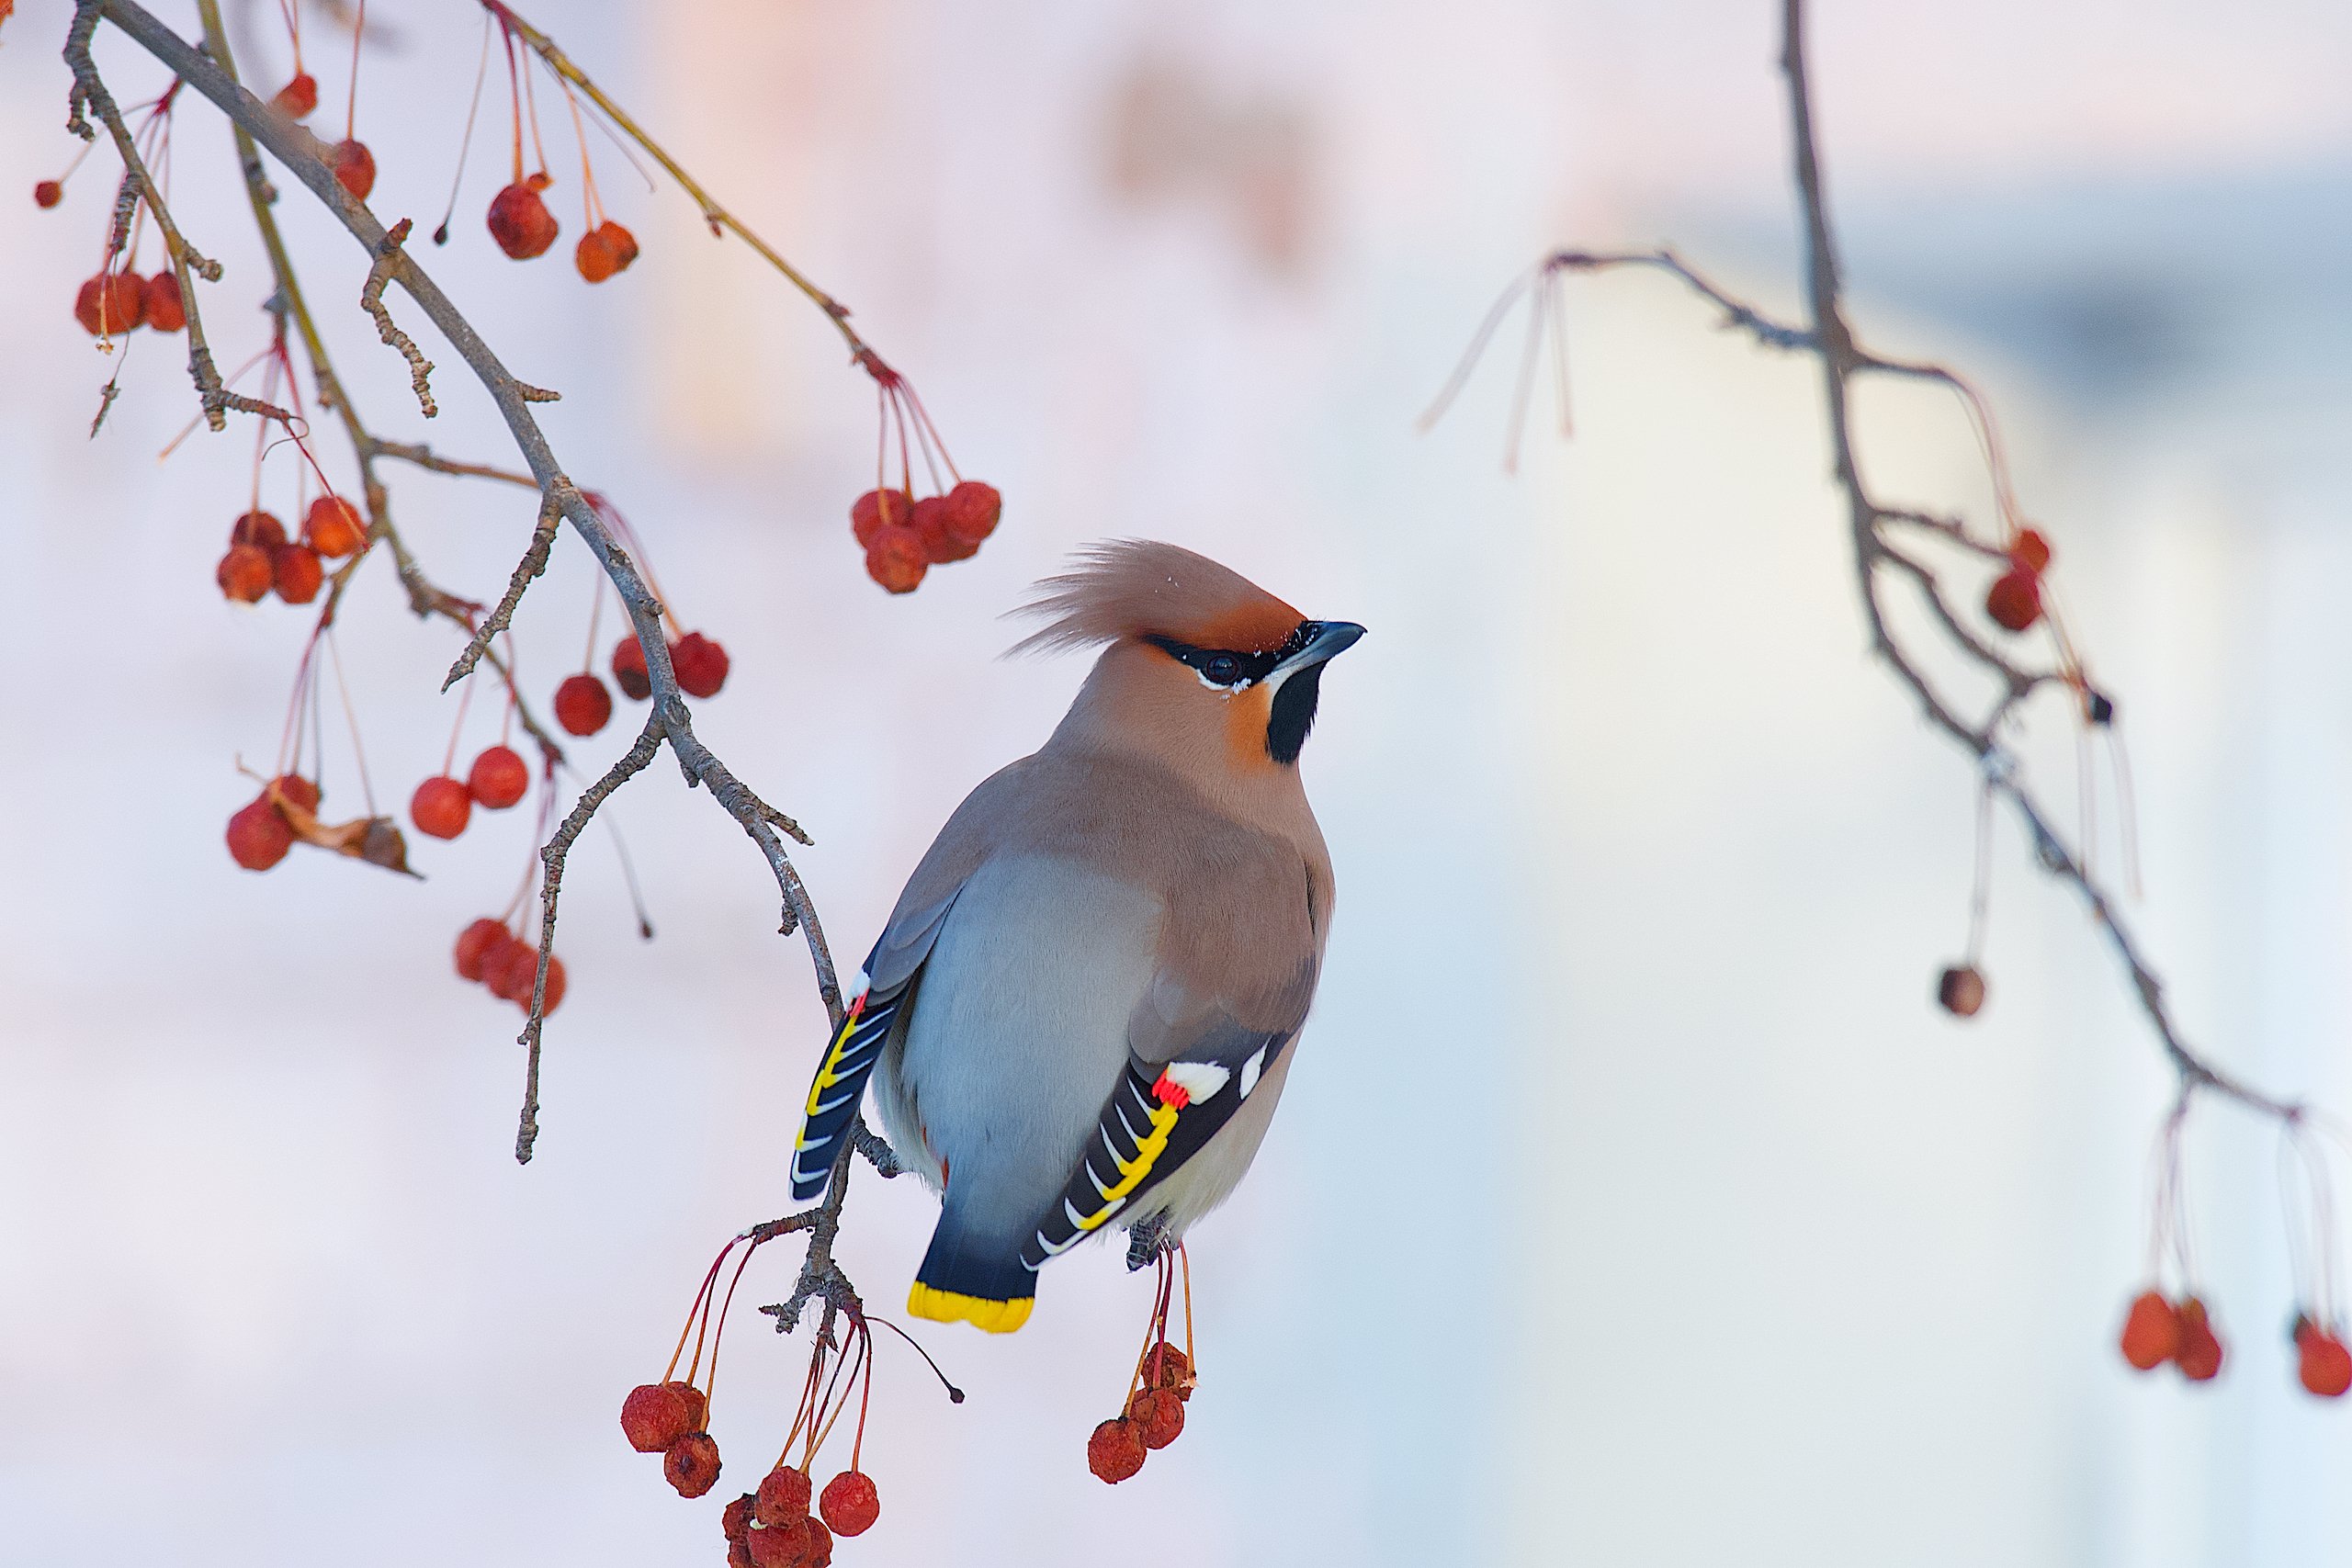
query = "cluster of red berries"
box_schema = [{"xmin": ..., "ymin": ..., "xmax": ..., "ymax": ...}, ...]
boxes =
[
  {"xmin": 623, "ymin": 1380, "xmax": 721, "ymax": 1495},
  {"xmin": 2118, "ymin": 1289, "xmax": 2224, "ymax": 1382},
  {"xmin": 552, "ymin": 631, "xmax": 729, "ymax": 737},
  {"xmin": 410, "ymin": 743, "xmax": 531, "ymax": 841},
  {"xmin": 74, "ymin": 269, "xmax": 184, "ymax": 337},
  {"xmin": 484, "ymin": 172, "xmax": 639, "ymax": 284},
  {"xmin": 226, "ymin": 773, "xmax": 320, "ymax": 872},
  {"xmin": 619, "ymin": 1382, "xmax": 881, "ymax": 1568},
  {"xmin": 1984, "ymin": 528, "xmax": 2052, "ymax": 635},
  {"xmin": 453, "ymin": 917, "xmax": 568, "ymax": 1012},
  {"xmin": 851, "ymin": 481, "xmax": 1001, "ymax": 594},
  {"xmin": 217, "ymin": 498, "xmax": 366, "ymax": 605},
  {"xmin": 2120, "ymin": 1291, "xmax": 2352, "ymax": 1398},
  {"xmin": 268, "ymin": 73, "xmax": 377, "ymax": 201},
  {"xmin": 720, "ymin": 1464, "xmax": 879, "ymax": 1568},
  {"xmin": 1085, "ymin": 1340, "xmax": 1193, "ymax": 1484}
]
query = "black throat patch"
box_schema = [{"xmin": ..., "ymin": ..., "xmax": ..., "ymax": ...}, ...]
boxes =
[{"xmin": 1265, "ymin": 662, "xmax": 1324, "ymax": 764}]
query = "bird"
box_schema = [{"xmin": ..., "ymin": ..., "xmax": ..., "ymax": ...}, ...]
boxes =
[{"xmin": 788, "ymin": 540, "xmax": 1363, "ymax": 1332}]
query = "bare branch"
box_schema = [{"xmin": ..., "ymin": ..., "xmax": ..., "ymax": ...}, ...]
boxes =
[
  {"xmin": 369, "ymin": 439, "xmax": 538, "ymax": 489},
  {"xmin": 361, "ymin": 218, "xmax": 437, "ymax": 418},
  {"xmin": 517, "ymin": 713, "xmax": 665, "ymax": 1163},
  {"xmin": 444, "ymin": 493, "xmax": 561, "ymax": 693},
  {"xmin": 63, "ymin": 3, "xmax": 238, "ymax": 430},
  {"xmin": 1770, "ymin": 0, "xmax": 2293, "ymax": 1120}
]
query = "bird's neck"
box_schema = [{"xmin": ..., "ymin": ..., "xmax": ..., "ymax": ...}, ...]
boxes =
[{"xmin": 1046, "ymin": 643, "xmax": 1315, "ymax": 829}]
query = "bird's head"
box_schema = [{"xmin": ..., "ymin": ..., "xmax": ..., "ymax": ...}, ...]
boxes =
[{"xmin": 1015, "ymin": 541, "xmax": 1363, "ymax": 781}]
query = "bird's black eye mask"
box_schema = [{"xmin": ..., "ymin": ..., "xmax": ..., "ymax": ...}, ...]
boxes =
[
  {"xmin": 1142, "ymin": 621, "xmax": 1317, "ymax": 691},
  {"xmin": 1144, "ymin": 622, "xmax": 1326, "ymax": 764}
]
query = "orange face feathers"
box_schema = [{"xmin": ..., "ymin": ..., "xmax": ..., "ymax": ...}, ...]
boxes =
[{"xmin": 1010, "ymin": 540, "xmax": 1304, "ymax": 658}]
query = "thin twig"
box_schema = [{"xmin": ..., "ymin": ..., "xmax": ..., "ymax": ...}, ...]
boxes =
[
  {"xmin": 370, "ymin": 439, "xmax": 537, "ymax": 488},
  {"xmin": 483, "ymin": 0, "xmax": 870, "ymax": 362},
  {"xmin": 63, "ymin": 1, "xmax": 236, "ymax": 430},
  {"xmin": 361, "ymin": 218, "xmax": 437, "ymax": 417},
  {"xmin": 445, "ymin": 492, "xmax": 561, "ymax": 692},
  {"xmin": 1770, "ymin": 0, "xmax": 2294, "ymax": 1120},
  {"xmin": 518, "ymin": 713, "xmax": 664, "ymax": 1162}
]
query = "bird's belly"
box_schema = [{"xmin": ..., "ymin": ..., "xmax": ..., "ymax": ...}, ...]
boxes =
[{"xmin": 883, "ymin": 854, "xmax": 1161, "ymax": 1244}]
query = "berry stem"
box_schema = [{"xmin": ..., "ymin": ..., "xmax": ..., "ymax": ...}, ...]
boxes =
[{"xmin": 344, "ymin": 0, "xmax": 363, "ymax": 140}]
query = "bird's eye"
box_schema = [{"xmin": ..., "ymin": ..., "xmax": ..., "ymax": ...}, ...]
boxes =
[{"xmin": 1204, "ymin": 654, "xmax": 1241, "ymax": 684}]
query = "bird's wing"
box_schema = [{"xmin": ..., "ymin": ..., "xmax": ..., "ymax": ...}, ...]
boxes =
[
  {"xmin": 790, "ymin": 763, "xmax": 1032, "ymax": 1201},
  {"xmin": 786, "ymin": 890, "xmax": 958, "ymax": 1200},
  {"xmin": 1017, "ymin": 919, "xmax": 1317, "ymax": 1269}
]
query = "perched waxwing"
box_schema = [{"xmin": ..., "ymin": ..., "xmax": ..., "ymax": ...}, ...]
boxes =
[{"xmin": 790, "ymin": 540, "xmax": 1363, "ymax": 1332}]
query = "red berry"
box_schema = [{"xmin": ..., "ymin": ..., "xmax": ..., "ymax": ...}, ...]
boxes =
[
  {"xmin": 1087, "ymin": 1416, "xmax": 1148, "ymax": 1483},
  {"xmin": 620, "ymin": 1382, "xmax": 695, "ymax": 1453},
  {"xmin": 817, "ymin": 1471, "xmax": 878, "ymax": 1537},
  {"xmin": 522, "ymin": 953, "xmax": 568, "ymax": 1014},
  {"xmin": 804, "ymin": 1517, "xmax": 833, "ymax": 1567},
  {"xmin": 269, "ymin": 72, "xmax": 317, "ymax": 118},
  {"xmin": 217, "ymin": 544, "xmax": 274, "ymax": 603},
  {"xmin": 574, "ymin": 228, "xmax": 620, "ymax": 283},
  {"xmin": 910, "ymin": 495, "xmax": 976, "ymax": 564},
  {"xmin": 2009, "ymin": 528, "xmax": 2052, "ymax": 574},
  {"xmin": 74, "ymin": 271, "xmax": 144, "ymax": 336},
  {"xmin": 272, "ymin": 544, "xmax": 323, "ymax": 604},
  {"xmin": 269, "ymin": 774, "xmax": 322, "ymax": 815},
  {"xmin": 226, "ymin": 795, "xmax": 292, "ymax": 871},
  {"xmin": 410, "ymin": 775, "xmax": 471, "ymax": 840},
  {"xmin": 1936, "ymin": 964, "xmax": 1985, "ymax": 1018},
  {"xmin": 331, "ymin": 139, "xmax": 376, "ymax": 202},
  {"xmin": 143, "ymin": 271, "xmax": 186, "ymax": 333},
  {"xmin": 468, "ymin": 744, "xmax": 530, "ymax": 809},
  {"xmin": 2175, "ymin": 1296, "xmax": 2224, "ymax": 1382},
  {"xmin": 454, "ymin": 918, "xmax": 509, "ymax": 983},
  {"xmin": 487, "ymin": 182, "xmax": 560, "ymax": 260},
  {"xmin": 2298, "ymin": 1324, "xmax": 2352, "ymax": 1398},
  {"xmin": 865, "ymin": 525, "xmax": 928, "ymax": 594},
  {"xmin": 754, "ymin": 1465, "xmax": 812, "ymax": 1525},
  {"xmin": 612, "ymin": 635, "xmax": 651, "ymax": 701},
  {"xmin": 1125, "ymin": 1387, "xmax": 1185, "ymax": 1450},
  {"xmin": 747, "ymin": 1517, "xmax": 810, "ymax": 1568},
  {"xmin": 598, "ymin": 220, "xmax": 639, "ymax": 270},
  {"xmin": 481, "ymin": 935, "xmax": 535, "ymax": 1002},
  {"xmin": 943, "ymin": 479, "xmax": 1001, "ymax": 547},
  {"xmin": 554, "ymin": 672, "xmax": 614, "ymax": 737},
  {"xmin": 673, "ymin": 631, "xmax": 730, "ymax": 699},
  {"xmin": 34, "ymin": 179, "xmax": 62, "ymax": 209},
  {"xmin": 304, "ymin": 495, "xmax": 366, "ymax": 558},
  {"xmin": 663, "ymin": 1431, "xmax": 722, "ymax": 1499},
  {"xmin": 1142, "ymin": 1341, "xmax": 1193, "ymax": 1400},
  {"xmin": 666, "ymin": 1382, "xmax": 708, "ymax": 1432},
  {"xmin": 1984, "ymin": 568, "xmax": 2041, "ymax": 633},
  {"xmin": 231, "ymin": 510, "xmax": 288, "ymax": 550},
  {"xmin": 850, "ymin": 488, "xmax": 913, "ymax": 548},
  {"xmin": 2119, "ymin": 1290, "xmax": 2179, "ymax": 1371},
  {"xmin": 728, "ymin": 1540, "xmax": 756, "ymax": 1568},
  {"xmin": 722, "ymin": 1494, "xmax": 758, "ymax": 1543}
]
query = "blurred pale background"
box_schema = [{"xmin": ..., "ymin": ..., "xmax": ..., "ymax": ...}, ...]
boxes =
[{"xmin": 5, "ymin": 0, "xmax": 2352, "ymax": 1563}]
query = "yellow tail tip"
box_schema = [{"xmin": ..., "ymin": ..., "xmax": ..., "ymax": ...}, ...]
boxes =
[{"xmin": 908, "ymin": 1281, "xmax": 1033, "ymax": 1334}]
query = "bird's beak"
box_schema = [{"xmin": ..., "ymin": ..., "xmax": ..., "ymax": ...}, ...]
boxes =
[
  {"xmin": 1274, "ymin": 620, "xmax": 1365, "ymax": 674},
  {"xmin": 1265, "ymin": 620, "xmax": 1364, "ymax": 691}
]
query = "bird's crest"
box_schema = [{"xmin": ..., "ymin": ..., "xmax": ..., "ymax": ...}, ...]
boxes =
[{"xmin": 1009, "ymin": 540, "xmax": 1302, "ymax": 657}]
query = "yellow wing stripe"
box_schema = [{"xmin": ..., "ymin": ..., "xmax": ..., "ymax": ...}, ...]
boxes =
[
  {"xmin": 796, "ymin": 998, "xmax": 867, "ymax": 1135},
  {"xmin": 908, "ymin": 1282, "xmax": 1034, "ymax": 1334},
  {"xmin": 1073, "ymin": 1100, "xmax": 1180, "ymax": 1233}
]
